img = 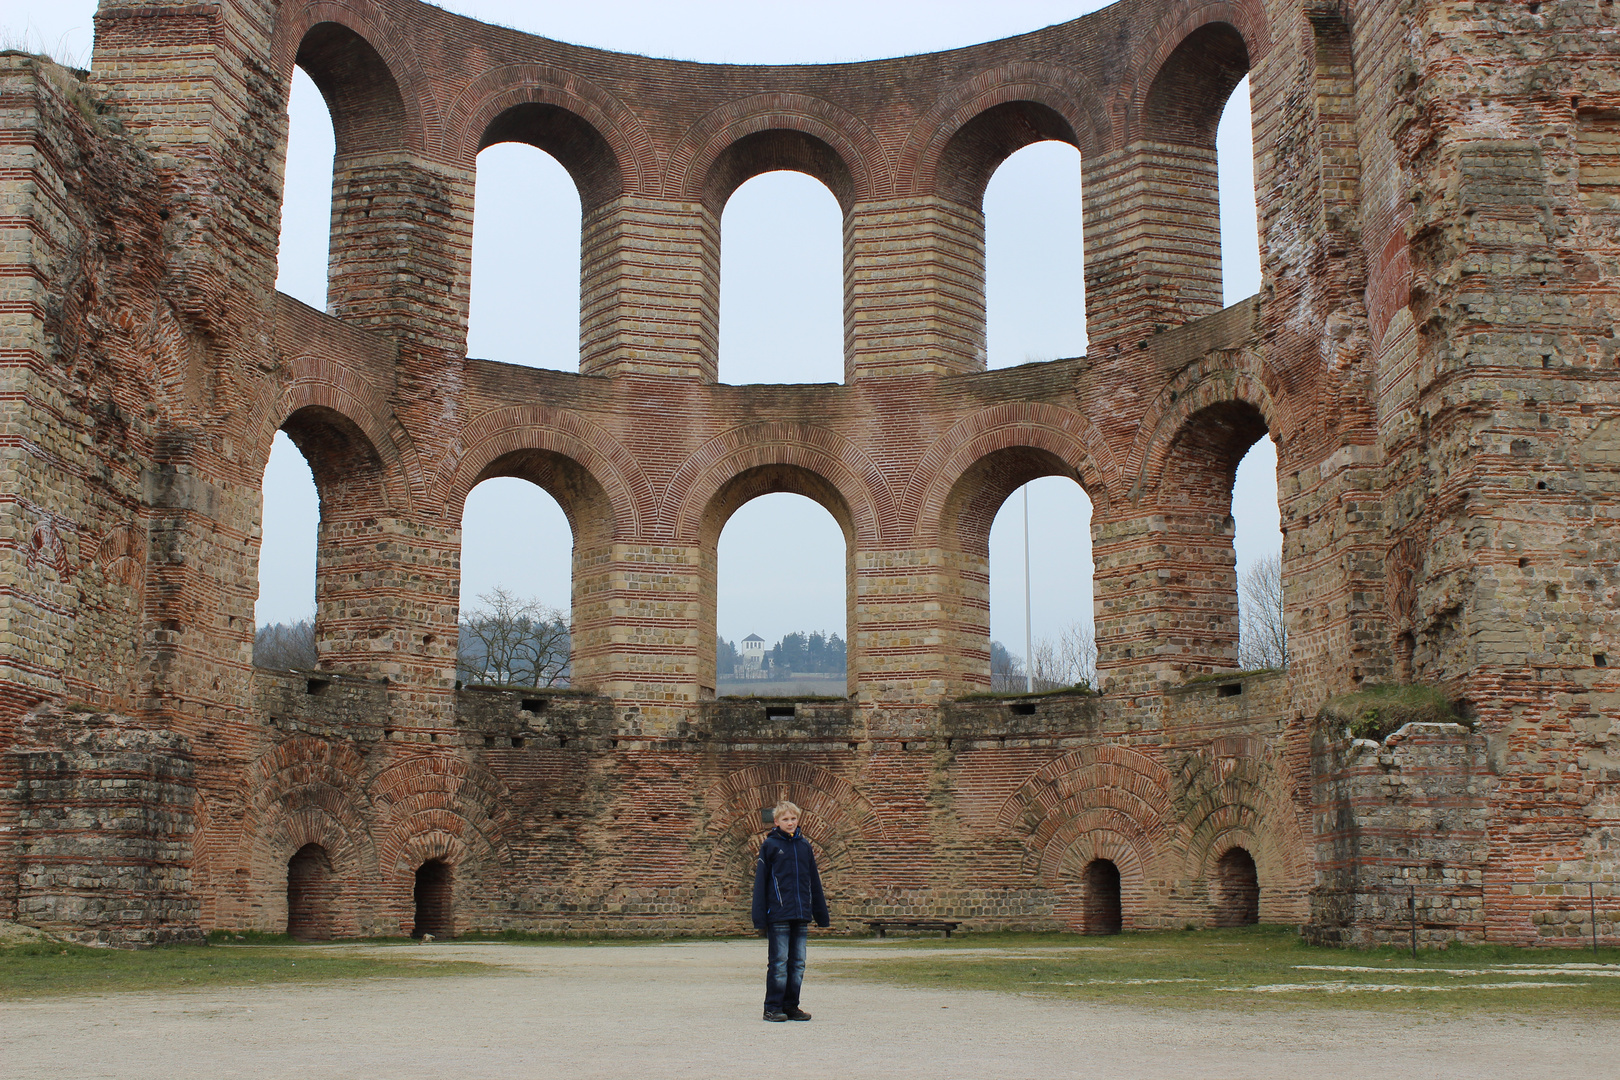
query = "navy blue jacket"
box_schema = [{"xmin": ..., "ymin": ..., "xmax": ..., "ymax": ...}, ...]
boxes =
[{"xmin": 751, "ymin": 826, "xmax": 830, "ymax": 928}]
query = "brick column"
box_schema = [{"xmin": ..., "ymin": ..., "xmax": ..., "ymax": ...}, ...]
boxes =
[
  {"xmin": 1081, "ymin": 142, "xmax": 1223, "ymax": 357},
  {"xmin": 580, "ymin": 197, "xmax": 716, "ymax": 380},
  {"xmin": 846, "ymin": 198, "xmax": 985, "ymax": 380}
]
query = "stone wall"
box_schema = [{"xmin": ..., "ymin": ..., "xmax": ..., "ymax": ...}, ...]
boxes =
[{"xmin": 0, "ymin": 0, "xmax": 1616, "ymax": 944}]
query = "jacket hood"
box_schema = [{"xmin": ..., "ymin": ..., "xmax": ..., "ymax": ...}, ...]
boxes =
[{"xmin": 768, "ymin": 825, "xmax": 800, "ymax": 842}]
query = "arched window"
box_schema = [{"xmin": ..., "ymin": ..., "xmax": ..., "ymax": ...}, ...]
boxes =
[
  {"xmin": 1081, "ymin": 858, "xmax": 1123, "ymax": 934},
  {"xmin": 1217, "ymin": 74, "xmax": 1261, "ymax": 305},
  {"xmin": 457, "ymin": 477, "xmax": 574, "ymax": 687},
  {"xmin": 412, "ymin": 859, "xmax": 453, "ymax": 938},
  {"xmin": 719, "ymin": 172, "xmax": 844, "ymax": 384},
  {"xmin": 466, "ymin": 143, "xmax": 582, "ymax": 368},
  {"xmin": 286, "ymin": 843, "xmax": 334, "ymax": 940},
  {"xmin": 984, "ymin": 141, "xmax": 1087, "ymax": 366},
  {"xmin": 276, "ymin": 66, "xmax": 336, "ymax": 309},
  {"xmin": 714, "ymin": 491, "xmax": 849, "ymax": 697},
  {"xmin": 1234, "ymin": 436, "xmax": 1286, "ymax": 670},
  {"xmin": 1213, "ymin": 847, "xmax": 1260, "ymax": 926},
  {"xmin": 987, "ymin": 478, "xmax": 1096, "ymax": 691},
  {"xmin": 253, "ymin": 432, "xmax": 319, "ymax": 669}
]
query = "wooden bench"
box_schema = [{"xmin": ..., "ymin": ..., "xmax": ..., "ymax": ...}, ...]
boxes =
[{"xmin": 865, "ymin": 919, "xmax": 962, "ymax": 938}]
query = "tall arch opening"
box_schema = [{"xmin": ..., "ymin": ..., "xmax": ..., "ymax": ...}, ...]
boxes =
[
  {"xmin": 286, "ymin": 23, "xmax": 406, "ymax": 318},
  {"xmin": 1217, "ymin": 74, "xmax": 1261, "ymax": 305},
  {"xmin": 942, "ymin": 447, "xmax": 1097, "ymax": 693},
  {"xmin": 276, "ymin": 66, "xmax": 335, "ymax": 308},
  {"xmin": 1161, "ymin": 400, "xmax": 1285, "ymax": 672},
  {"xmin": 468, "ymin": 104, "xmax": 620, "ymax": 368},
  {"xmin": 286, "ymin": 843, "xmax": 334, "ymax": 940},
  {"xmin": 466, "ymin": 144, "xmax": 581, "ymax": 368},
  {"xmin": 982, "ymin": 138, "xmax": 1087, "ymax": 367},
  {"xmin": 454, "ymin": 449, "xmax": 614, "ymax": 692},
  {"xmin": 255, "ymin": 407, "xmax": 390, "ymax": 672},
  {"xmin": 1213, "ymin": 847, "xmax": 1260, "ymax": 926},
  {"xmin": 458, "ymin": 476, "xmax": 575, "ymax": 687},
  {"xmin": 1081, "ymin": 858, "xmax": 1123, "ymax": 934},
  {"xmin": 718, "ymin": 172, "xmax": 845, "ymax": 384},
  {"xmin": 254, "ymin": 432, "xmax": 319, "ymax": 669},
  {"xmin": 412, "ymin": 859, "xmax": 453, "ymax": 938},
  {"xmin": 704, "ymin": 469, "xmax": 854, "ymax": 699},
  {"xmin": 705, "ymin": 129, "xmax": 854, "ymax": 384}
]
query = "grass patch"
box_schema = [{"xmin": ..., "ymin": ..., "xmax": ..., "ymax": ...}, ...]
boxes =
[
  {"xmin": 955, "ymin": 683, "xmax": 1096, "ymax": 702},
  {"xmin": 0, "ymin": 940, "xmax": 490, "ymax": 999},
  {"xmin": 1321, "ymin": 683, "xmax": 1458, "ymax": 741},
  {"xmin": 824, "ymin": 926, "xmax": 1620, "ymax": 1014},
  {"xmin": 1183, "ymin": 668, "xmax": 1281, "ymax": 685}
]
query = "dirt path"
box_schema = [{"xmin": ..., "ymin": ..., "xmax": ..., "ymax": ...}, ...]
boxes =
[{"xmin": 3, "ymin": 941, "xmax": 1613, "ymax": 1079}]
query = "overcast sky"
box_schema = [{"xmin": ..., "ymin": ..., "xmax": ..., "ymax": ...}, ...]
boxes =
[{"xmin": 10, "ymin": 2, "xmax": 1277, "ymax": 663}]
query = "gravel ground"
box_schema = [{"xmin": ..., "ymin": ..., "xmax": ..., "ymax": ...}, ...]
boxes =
[{"xmin": 3, "ymin": 940, "xmax": 1614, "ymax": 1079}]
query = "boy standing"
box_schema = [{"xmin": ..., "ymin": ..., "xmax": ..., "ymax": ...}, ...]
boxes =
[{"xmin": 751, "ymin": 799, "xmax": 829, "ymax": 1021}]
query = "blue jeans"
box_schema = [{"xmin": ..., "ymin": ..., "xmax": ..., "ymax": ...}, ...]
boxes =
[{"xmin": 764, "ymin": 920, "xmax": 809, "ymax": 1012}]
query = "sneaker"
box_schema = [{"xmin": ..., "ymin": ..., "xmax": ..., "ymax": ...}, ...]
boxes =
[
  {"xmin": 763, "ymin": 1009, "xmax": 788, "ymax": 1022},
  {"xmin": 784, "ymin": 1007, "xmax": 812, "ymax": 1021}
]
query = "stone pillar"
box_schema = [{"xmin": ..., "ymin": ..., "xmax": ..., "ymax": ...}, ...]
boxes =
[
  {"xmin": 846, "ymin": 198, "xmax": 986, "ymax": 379},
  {"xmin": 1081, "ymin": 142, "xmax": 1223, "ymax": 357},
  {"xmin": 580, "ymin": 198, "xmax": 716, "ymax": 380}
]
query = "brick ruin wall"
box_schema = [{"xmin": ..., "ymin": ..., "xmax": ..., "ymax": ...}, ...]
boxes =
[{"xmin": 0, "ymin": 0, "xmax": 1616, "ymax": 944}]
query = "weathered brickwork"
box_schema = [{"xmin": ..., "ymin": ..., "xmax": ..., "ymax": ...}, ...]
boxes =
[{"xmin": 0, "ymin": 0, "xmax": 1616, "ymax": 944}]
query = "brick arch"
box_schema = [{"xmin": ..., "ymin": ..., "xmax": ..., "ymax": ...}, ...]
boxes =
[
  {"xmin": 237, "ymin": 737, "xmax": 379, "ymax": 935},
  {"xmin": 897, "ymin": 63, "xmax": 1106, "ymax": 201},
  {"xmin": 369, "ymin": 752, "xmax": 514, "ymax": 934},
  {"xmin": 663, "ymin": 422, "xmax": 896, "ymax": 546},
  {"xmin": 438, "ymin": 405, "xmax": 651, "ymax": 539},
  {"xmin": 665, "ymin": 93, "xmax": 888, "ymax": 213},
  {"xmin": 1131, "ymin": 3, "xmax": 1271, "ymax": 146},
  {"xmin": 1128, "ymin": 348, "xmax": 1287, "ymax": 499},
  {"xmin": 996, "ymin": 745, "xmax": 1173, "ymax": 875},
  {"xmin": 1169, "ymin": 746, "xmax": 1310, "ymax": 916},
  {"xmin": 702, "ymin": 762, "xmax": 884, "ymax": 904},
  {"xmin": 442, "ymin": 64, "xmax": 657, "ymax": 207},
  {"xmin": 272, "ymin": 1, "xmax": 436, "ymax": 157},
  {"xmin": 260, "ymin": 353, "xmax": 419, "ymax": 515},
  {"xmin": 907, "ymin": 402, "xmax": 1119, "ymax": 549}
]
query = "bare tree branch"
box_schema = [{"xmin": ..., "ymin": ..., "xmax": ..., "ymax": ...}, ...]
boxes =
[
  {"xmin": 254, "ymin": 617, "xmax": 316, "ymax": 670},
  {"xmin": 457, "ymin": 586, "xmax": 571, "ymax": 688},
  {"xmin": 1238, "ymin": 553, "xmax": 1288, "ymax": 670}
]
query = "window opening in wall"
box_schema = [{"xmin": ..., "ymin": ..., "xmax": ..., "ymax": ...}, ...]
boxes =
[
  {"xmin": 458, "ymin": 477, "xmax": 573, "ymax": 688},
  {"xmin": 1233, "ymin": 436, "xmax": 1286, "ymax": 670},
  {"xmin": 716, "ymin": 493, "xmax": 848, "ymax": 697},
  {"xmin": 1213, "ymin": 847, "xmax": 1260, "ymax": 926},
  {"xmin": 276, "ymin": 67, "xmax": 336, "ymax": 310},
  {"xmin": 254, "ymin": 432, "xmax": 319, "ymax": 670},
  {"xmin": 984, "ymin": 141, "xmax": 1087, "ymax": 366},
  {"xmin": 286, "ymin": 843, "xmax": 335, "ymax": 940},
  {"xmin": 1081, "ymin": 858, "xmax": 1123, "ymax": 934},
  {"xmin": 1217, "ymin": 74, "xmax": 1261, "ymax": 305},
  {"xmin": 719, "ymin": 173, "xmax": 844, "ymax": 384},
  {"xmin": 412, "ymin": 859, "xmax": 453, "ymax": 938},
  {"xmin": 988, "ymin": 478, "xmax": 1096, "ymax": 692},
  {"xmin": 466, "ymin": 143, "xmax": 582, "ymax": 368}
]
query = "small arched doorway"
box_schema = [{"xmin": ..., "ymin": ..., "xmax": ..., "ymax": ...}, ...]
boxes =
[
  {"xmin": 286, "ymin": 843, "xmax": 334, "ymax": 940},
  {"xmin": 1081, "ymin": 858, "xmax": 1122, "ymax": 935},
  {"xmin": 1213, "ymin": 847, "xmax": 1260, "ymax": 927},
  {"xmin": 413, "ymin": 859, "xmax": 453, "ymax": 938}
]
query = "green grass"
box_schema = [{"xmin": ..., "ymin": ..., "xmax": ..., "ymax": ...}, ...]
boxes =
[
  {"xmin": 0, "ymin": 940, "xmax": 490, "ymax": 999},
  {"xmin": 823, "ymin": 926, "xmax": 1620, "ymax": 1014},
  {"xmin": 1321, "ymin": 683, "xmax": 1458, "ymax": 741}
]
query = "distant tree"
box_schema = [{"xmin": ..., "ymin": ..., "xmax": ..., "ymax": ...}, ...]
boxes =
[
  {"xmin": 1238, "ymin": 553, "xmax": 1288, "ymax": 670},
  {"xmin": 254, "ymin": 618, "xmax": 317, "ymax": 670},
  {"xmin": 765, "ymin": 631, "xmax": 847, "ymax": 675},
  {"xmin": 457, "ymin": 586, "xmax": 570, "ymax": 687},
  {"xmin": 990, "ymin": 640, "xmax": 1024, "ymax": 692},
  {"xmin": 718, "ymin": 637, "xmax": 739, "ymax": 674}
]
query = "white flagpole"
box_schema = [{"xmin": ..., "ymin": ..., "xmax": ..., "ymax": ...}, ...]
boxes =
[{"xmin": 1023, "ymin": 484, "xmax": 1034, "ymax": 694}]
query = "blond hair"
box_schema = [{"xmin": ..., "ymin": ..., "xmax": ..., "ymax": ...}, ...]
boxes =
[{"xmin": 772, "ymin": 799, "xmax": 802, "ymax": 819}]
